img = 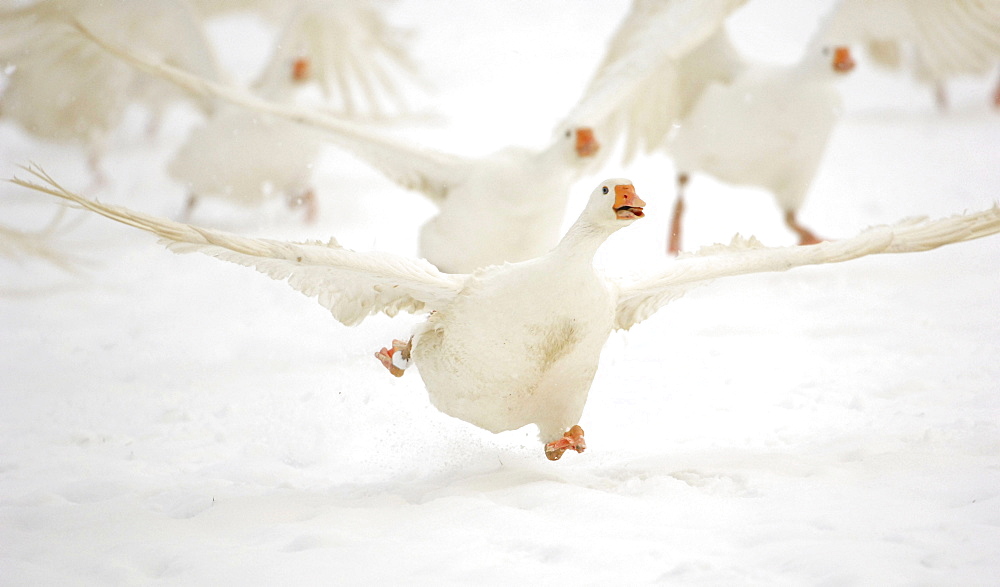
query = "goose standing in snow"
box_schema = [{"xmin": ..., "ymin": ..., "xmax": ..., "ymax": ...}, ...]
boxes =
[
  {"xmin": 0, "ymin": 0, "xmax": 221, "ymax": 182},
  {"xmin": 562, "ymin": 0, "xmax": 855, "ymax": 254},
  {"xmin": 172, "ymin": 0, "xmax": 418, "ymax": 222},
  {"xmin": 818, "ymin": 0, "xmax": 1000, "ymax": 110},
  {"xmin": 77, "ymin": 24, "xmax": 602, "ymax": 273},
  {"xmin": 12, "ymin": 168, "xmax": 1000, "ymax": 459}
]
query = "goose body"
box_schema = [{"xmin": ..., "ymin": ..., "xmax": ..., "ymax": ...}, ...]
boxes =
[
  {"xmin": 413, "ymin": 140, "xmax": 597, "ymax": 273},
  {"xmin": 414, "ymin": 220, "xmax": 617, "ymax": 441},
  {"xmin": 169, "ymin": 107, "xmax": 322, "ymax": 217},
  {"xmin": 12, "ymin": 168, "xmax": 1000, "ymax": 459},
  {"xmin": 670, "ymin": 53, "xmax": 845, "ymax": 216}
]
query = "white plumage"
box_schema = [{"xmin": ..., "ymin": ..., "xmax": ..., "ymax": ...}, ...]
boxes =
[
  {"xmin": 249, "ymin": 0, "xmax": 419, "ymax": 118},
  {"xmin": 0, "ymin": 0, "xmax": 221, "ymax": 178},
  {"xmin": 563, "ymin": 0, "xmax": 856, "ymax": 253},
  {"xmin": 170, "ymin": 0, "xmax": 419, "ymax": 221},
  {"xmin": 818, "ymin": 0, "xmax": 1000, "ymax": 108},
  {"xmin": 169, "ymin": 107, "xmax": 323, "ymax": 220},
  {"xmin": 12, "ymin": 167, "xmax": 1000, "ymax": 459},
  {"xmin": 78, "ymin": 24, "xmax": 602, "ymax": 273}
]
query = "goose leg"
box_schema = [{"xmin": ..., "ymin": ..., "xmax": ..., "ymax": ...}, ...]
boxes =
[
  {"xmin": 784, "ymin": 209, "xmax": 822, "ymax": 245},
  {"xmin": 544, "ymin": 425, "xmax": 586, "ymax": 461},
  {"xmin": 375, "ymin": 337, "xmax": 412, "ymax": 377},
  {"xmin": 993, "ymin": 71, "xmax": 1000, "ymax": 108},
  {"xmin": 181, "ymin": 192, "xmax": 198, "ymax": 222},
  {"xmin": 667, "ymin": 173, "xmax": 689, "ymax": 256},
  {"xmin": 934, "ymin": 81, "xmax": 949, "ymax": 111},
  {"xmin": 288, "ymin": 189, "xmax": 318, "ymax": 224}
]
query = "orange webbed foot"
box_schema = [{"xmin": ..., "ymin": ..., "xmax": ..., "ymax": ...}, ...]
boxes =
[
  {"xmin": 544, "ymin": 425, "xmax": 586, "ymax": 461},
  {"xmin": 375, "ymin": 338, "xmax": 412, "ymax": 378}
]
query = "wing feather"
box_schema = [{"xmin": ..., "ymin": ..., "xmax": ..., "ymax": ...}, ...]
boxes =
[
  {"xmin": 563, "ymin": 0, "xmax": 747, "ymax": 159},
  {"xmin": 614, "ymin": 206, "xmax": 1000, "ymax": 330},
  {"xmin": 821, "ymin": 0, "xmax": 1000, "ymax": 80},
  {"xmin": 252, "ymin": 1, "xmax": 420, "ymax": 117},
  {"xmin": 10, "ymin": 167, "xmax": 465, "ymax": 326}
]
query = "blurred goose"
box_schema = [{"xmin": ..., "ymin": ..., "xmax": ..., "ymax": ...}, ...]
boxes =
[
  {"xmin": 79, "ymin": 24, "xmax": 602, "ymax": 272},
  {"xmin": 0, "ymin": 0, "xmax": 221, "ymax": 181},
  {"xmin": 667, "ymin": 40, "xmax": 855, "ymax": 253},
  {"xmin": 818, "ymin": 0, "xmax": 1000, "ymax": 109},
  {"xmin": 173, "ymin": 0, "xmax": 421, "ymax": 222},
  {"xmin": 562, "ymin": 0, "xmax": 855, "ymax": 254},
  {"xmin": 13, "ymin": 168, "xmax": 1000, "ymax": 459}
]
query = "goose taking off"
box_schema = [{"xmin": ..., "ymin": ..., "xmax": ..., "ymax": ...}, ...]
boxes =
[
  {"xmin": 11, "ymin": 168, "xmax": 1000, "ymax": 460},
  {"xmin": 74, "ymin": 21, "xmax": 601, "ymax": 273}
]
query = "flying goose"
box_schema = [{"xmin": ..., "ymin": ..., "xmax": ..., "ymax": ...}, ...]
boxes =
[{"xmin": 11, "ymin": 168, "xmax": 1000, "ymax": 459}]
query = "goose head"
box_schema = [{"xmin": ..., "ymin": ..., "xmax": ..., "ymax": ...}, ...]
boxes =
[
  {"xmin": 797, "ymin": 43, "xmax": 856, "ymax": 80},
  {"xmin": 578, "ymin": 178, "xmax": 646, "ymax": 229},
  {"xmin": 555, "ymin": 126, "xmax": 601, "ymax": 159}
]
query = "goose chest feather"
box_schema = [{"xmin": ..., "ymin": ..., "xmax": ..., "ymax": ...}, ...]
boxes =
[{"xmin": 413, "ymin": 253, "xmax": 616, "ymax": 441}]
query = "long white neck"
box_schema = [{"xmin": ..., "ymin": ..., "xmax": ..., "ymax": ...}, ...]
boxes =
[{"xmin": 548, "ymin": 216, "xmax": 619, "ymax": 265}]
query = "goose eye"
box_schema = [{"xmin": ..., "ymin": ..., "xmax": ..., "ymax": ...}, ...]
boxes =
[
  {"xmin": 565, "ymin": 130, "xmax": 572, "ymax": 138},
  {"xmin": 602, "ymin": 186, "xmax": 609, "ymax": 194}
]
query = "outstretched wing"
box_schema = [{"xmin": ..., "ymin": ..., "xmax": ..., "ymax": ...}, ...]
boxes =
[
  {"xmin": 253, "ymin": 0, "xmax": 421, "ymax": 117},
  {"xmin": 563, "ymin": 0, "xmax": 747, "ymax": 160},
  {"xmin": 11, "ymin": 167, "xmax": 466, "ymax": 326},
  {"xmin": 74, "ymin": 21, "xmax": 463, "ymax": 204},
  {"xmin": 819, "ymin": 0, "xmax": 1000, "ymax": 80},
  {"xmin": 614, "ymin": 207, "xmax": 1000, "ymax": 330}
]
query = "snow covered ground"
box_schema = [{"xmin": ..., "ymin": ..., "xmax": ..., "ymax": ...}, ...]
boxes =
[{"xmin": 2, "ymin": 1, "xmax": 999, "ymax": 584}]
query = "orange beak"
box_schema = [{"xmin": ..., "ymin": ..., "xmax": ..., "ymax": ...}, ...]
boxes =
[
  {"xmin": 575, "ymin": 127, "xmax": 600, "ymax": 158},
  {"xmin": 614, "ymin": 184, "xmax": 645, "ymax": 219},
  {"xmin": 831, "ymin": 46, "xmax": 855, "ymax": 74},
  {"xmin": 292, "ymin": 57, "xmax": 311, "ymax": 82}
]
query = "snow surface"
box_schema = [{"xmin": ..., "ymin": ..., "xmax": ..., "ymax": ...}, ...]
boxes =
[{"xmin": 2, "ymin": 1, "xmax": 999, "ymax": 584}]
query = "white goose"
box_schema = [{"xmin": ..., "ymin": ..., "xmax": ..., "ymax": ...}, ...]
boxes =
[
  {"xmin": 171, "ymin": 0, "xmax": 418, "ymax": 222},
  {"xmin": 76, "ymin": 22, "xmax": 601, "ymax": 273},
  {"xmin": 818, "ymin": 0, "xmax": 1000, "ymax": 109},
  {"xmin": 562, "ymin": 0, "xmax": 855, "ymax": 254},
  {"xmin": 12, "ymin": 168, "xmax": 1000, "ymax": 459},
  {"xmin": 0, "ymin": 0, "xmax": 221, "ymax": 181}
]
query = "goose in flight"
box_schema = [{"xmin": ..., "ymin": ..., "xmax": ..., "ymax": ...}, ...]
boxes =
[
  {"xmin": 817, "ymin": 0, "xmax": 1000, "ymax": 110},
  {"xmin": 562, "ymin": 0, "xmax": 856, "ymax": 254},
  {"xmin": 74, "ymin": 22, "xmax": 602, "ymax": 273},
  {"xmin": 11, "ymin": 168, "xmax": 1000, "ymax": 459}
]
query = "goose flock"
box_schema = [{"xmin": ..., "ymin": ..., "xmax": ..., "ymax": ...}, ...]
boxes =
[{"xmin": 3, "ymin": 0, "xmax": 1000, "ymax": 460}]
